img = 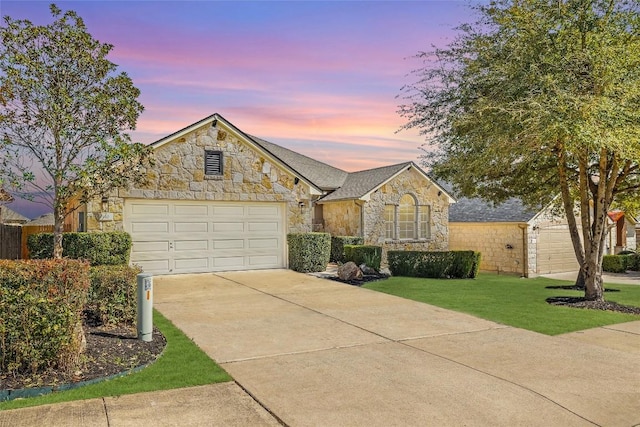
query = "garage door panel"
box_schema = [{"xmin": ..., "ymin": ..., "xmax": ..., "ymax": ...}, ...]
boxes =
[
  {"xmin": 213, "ymin": 256, "xmax": 246, "ymax": 268},
  {"xmin": 213, "ymin": 239, "xmax": 244, "ymax": 249},
  {"xmin": 212, "ymin": 206, "xmax": 244, "ymax": 217},
  {"xmin": 249, "ymin": 255, "xmax": 280, "ymax": 266},
  {"xmin": 174, "ymin": 240, "xmax": 208, "ymax": 251},
  {"xmin": 213, "ymin": 222, "xmax": 244, "ymax": 232},
  {"xmin": 248, "ymin": 205, "xmax": 280, "ymax": 216},
  {"xmin": 249, "ymin": 238, "xmax": 279, "ymax": 249},
  {"xmin": 174, "ymin": 204, "xmax": 208, "ymax": 216},
  {"xmin": 125, "ymin": 199, "xmax": 284, "ymax": 274},
  {"xmin": 131, "ymin": 222, "xmax": 170, "ymax": 233},
  {"xmin": 174, "ymin": 222, "xmax": 208, "ymax": 233},
  {"xmin": 135, "ymin": 259, "xmax": 170, "ymax": 272},
  {"xmin": 132, "ymin": 241, "xmax": 170, "ymax": 253},
  {"xmin": 537, "ymin": 227, "xmax": 580, "ymax": 274},
  {"xmin": 131, "ymin": 203, "xmax": 170, "ymax": 216},
  {"xmin": 174, "ymin": 258, "xmax": 209, "ymax": 271},
  {"xmin": 248, "ymin": 222, "xmax": 279, "ymax": 232}
]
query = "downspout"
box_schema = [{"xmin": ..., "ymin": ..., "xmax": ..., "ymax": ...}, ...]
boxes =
[{"xmin": 355, "ymin": 200, "xmax": 365, "ymax": 240}]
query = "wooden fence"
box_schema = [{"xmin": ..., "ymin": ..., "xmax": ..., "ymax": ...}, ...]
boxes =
[
  {"xmin": 0, "ymin": 224, "xmax": 22, "ymax": 259},
  {"xmin": 21, "ymin": 225, "xmax": 55, "ymax": 259}
]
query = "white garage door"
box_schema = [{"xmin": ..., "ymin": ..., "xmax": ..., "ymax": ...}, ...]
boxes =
[
  {"xmin": 536, "ymin": 226, "xmax": 580, "ymax": 274},
  {"xmin": 124, "ymin": 199, "xmax": 285, "ymax": 275}
]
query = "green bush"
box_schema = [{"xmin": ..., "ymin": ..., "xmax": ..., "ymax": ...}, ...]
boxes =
[
  {"xmin": 330, "ymin": 236, "xmax": 364, "ymax": 263},
  {"xmin": 0, "ymin": 259, "xmax": 90, "ymax": 375},
  {"xmin": 88, "ymin": 265, "xmax": 142, "ymax": 326},
  {"xmin": 287, "ymin": 232, "xmax": 331, "ymax": 273},
  {"xmin": 28, "ymin": 232, "xmax": 132, "ymax": 265},
  {"xmin": 343, "ymin": 245, "xmax": 382, "ymax": 270},
  {"xmin": 602, "ymin": 255, "xmax": 626, "ymax": 273},
  {"xmin": 387, "ymin": 250, "xmax": 480, "ymax": 279}
]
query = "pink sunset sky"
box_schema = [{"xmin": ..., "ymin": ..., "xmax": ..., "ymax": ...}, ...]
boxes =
[{"xmin": 1, "ymin": 0, "xmax": 478, "ymax": 218}]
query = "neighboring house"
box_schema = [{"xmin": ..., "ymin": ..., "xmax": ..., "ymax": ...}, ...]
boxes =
[
  {"xmin": 23, "ymin": 213, "xmax": 55, "ymax": 226},
  {"xmin": 83, "ymin": 113, "xmax": 454, "ymax": 275},
  {"xmin": 449, "ymin": 196, "xmax": 636, "ymax": 277},
  {"xmin": 0, "ymin": 206, "xmax": 29, "ymax": 225}
]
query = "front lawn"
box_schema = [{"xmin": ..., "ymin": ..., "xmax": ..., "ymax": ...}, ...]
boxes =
[
  {"xmin": 363, "ymin": 273, "xmax": 640, "ymax": 335},
  {"xmin": 0, "ymin": 310, "xmax": 231, "ymax": 411}
]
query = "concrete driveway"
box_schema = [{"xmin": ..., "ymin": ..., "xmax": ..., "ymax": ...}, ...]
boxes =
[{"xmin": 152, "ymin": 270, "xmax": 640, "ymax": 427}]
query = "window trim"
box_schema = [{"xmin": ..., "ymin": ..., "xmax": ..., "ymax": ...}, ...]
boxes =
[{"xmin": 384, "ymin": 194, "xmax": 432, "ymax": 242}]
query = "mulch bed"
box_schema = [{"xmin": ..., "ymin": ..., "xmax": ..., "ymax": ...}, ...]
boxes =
[
  {"xmin": 328, "ymin": 274, "xmax": 388, "ymax": 287},
  {"xmin": 1, "ymin": 311, "xmax": 166, "ymax": 392},
  {"xmin": 546, "ymin": 296, "xmax": 640, "ymax": 315}
]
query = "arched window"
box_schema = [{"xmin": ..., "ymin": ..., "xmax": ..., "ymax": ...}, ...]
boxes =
[
  {"xmin": 399, "ymin": 194, "xmax": 416, "ymax": 239},
  {"xmin": 384, "ymin": 204, "xmax": 395, "ymax": 239}
]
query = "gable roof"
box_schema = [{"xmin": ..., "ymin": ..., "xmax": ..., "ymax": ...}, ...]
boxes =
[
  {"xmin": 0, "ymin": 206, "xmax": 29, "ymax": 223},
  {"xmin": 318, "ymin": 162, "xmax": 412, "ymax": 202},
  {"xmin": 23, "ymin": 213, "xmax": 54, "ymax": 226},
  {"xmin": 150, "ymin": 113, "xmax": 456, "ymax": 203},
  {"xmin": 249, "ymin": 135, "xmax": 348, "ymax": 191},
  {"xmin": 449, "ymin": 196, "xmax": 539, "ymax": 223}
]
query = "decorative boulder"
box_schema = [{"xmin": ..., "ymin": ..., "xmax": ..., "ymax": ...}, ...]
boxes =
[
  {"xmin": 338, "ymin": 261, "xmax": 363, "ymax": 281},
  {"xmin": 359, "ymin": 263, "xmax": 377, "ymax": 276},
  {"xmin": 379, "ymin": 267, "xmax": 392, "ymax": 277}
]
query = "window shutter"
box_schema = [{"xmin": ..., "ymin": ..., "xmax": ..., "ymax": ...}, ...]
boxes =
[{"xmin": 205, "ymin": 150, "xmax": 223, "ymax": 175}]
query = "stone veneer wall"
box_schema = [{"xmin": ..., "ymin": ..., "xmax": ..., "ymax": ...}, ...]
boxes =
[
  {"xmin": 449, "ymin": 222, "xmax": 528, "ymax": 276},
  {"xmin": 321, "ymin": 200, "xmax": 362, "ymax": 237},
  {"xmin": 86, "ymin": 121, "xmax": 312, "ymax": 232},
  {"xmin": 364, "ymin": 167, "xmax": 450, "ymax": 264}
]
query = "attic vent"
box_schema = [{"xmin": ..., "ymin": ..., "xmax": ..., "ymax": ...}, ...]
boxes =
[{"xmin": 205, "ymin": 150, "xmax": 223, "ymax": 176}]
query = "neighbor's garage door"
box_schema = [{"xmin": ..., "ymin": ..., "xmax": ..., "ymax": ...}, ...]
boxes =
[
  {"xmin": 124, "ymin": 199, "xmax": 285, "ymax": 274},
  {"xmin": 536, "ymin": 226, "xmax": 580, "ymax": 274}
]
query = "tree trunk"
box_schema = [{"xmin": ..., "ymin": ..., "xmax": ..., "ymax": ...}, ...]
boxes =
[
  {"xmin": 583, "ymin": 258, "xmax": 604, "ymax": 301},
  {"xmin": 53, "ymin": 205, "xmax": 64, "ymax": 259},
  {"xmin": 573, "ymin": 267, "xmax": 585, "ymax": 289}
]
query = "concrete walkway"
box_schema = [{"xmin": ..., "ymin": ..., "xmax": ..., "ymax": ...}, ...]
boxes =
[{"xmin": 3, "ymin": 270, "xmax": 640, "ymax": 426}]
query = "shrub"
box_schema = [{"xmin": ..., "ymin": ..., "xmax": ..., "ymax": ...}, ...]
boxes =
[
  {"xmin": 28, "ymin": 232, "xmax": 132, "ymax": 265},
  {"xmin": 88, "ymin": 265, "xmax": 142, "ymax": 326},
  {"xmin": 287, "ymin": 232, "xmax": 331, "ymax": 273},
  {"xmin": 330, "ymin": 236, "xmax": 364, "ymax": 263},
  {"xmin": 0, "ymin": 259, "xmax": 90, "ymax": 375},
  {"xmin": 626, "ymin": 253, "xmax": 640, "ymax": 271},
  {"xmin": 602, "ymin": 255, "xmax": 626, "ymax": 273},
  {"xmin": 343, "ymin": 245, "xmax": 382, "ymax": 270},
  {"xmin": 387, "ymin": 250, "xmax": 480, "ymax": 279}
]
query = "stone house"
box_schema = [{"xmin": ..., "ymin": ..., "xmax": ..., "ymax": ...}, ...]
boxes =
[
  {"xmin": 84, "ymin": 113, "xmax": 454, "ymax": 275},
  {"xmin": 448, "ymin": 196, "xmax": 636, "ymax": 277}
]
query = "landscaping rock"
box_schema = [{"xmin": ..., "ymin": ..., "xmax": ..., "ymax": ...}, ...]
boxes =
[
  {"xmin": 338, "ymin": 262, "xmax": 362, "ymax": 281},
  {"xmin": 359, "ymin": 264, "xmax": 377, "ymax": 276},
  {"xmin": 379, "ymin": 267, "xmax": 392, "ymax": 277}
]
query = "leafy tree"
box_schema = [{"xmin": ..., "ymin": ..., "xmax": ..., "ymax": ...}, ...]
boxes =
[
  {"xmin": 399, "ymin": 0, "xmax": 640, "ymax": 301},
  {"xmin": 0, "ymin": 4, "xmax": 151, "ymax": 258}
]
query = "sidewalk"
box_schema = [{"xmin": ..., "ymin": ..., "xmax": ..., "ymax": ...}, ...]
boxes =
[
  {"xmin": 2, "ymin": 270, "xmax": 640, "ymax": 426},
  {"xmin": 542, "ymin": 270, "xmax": 640, "ymax": 285}
]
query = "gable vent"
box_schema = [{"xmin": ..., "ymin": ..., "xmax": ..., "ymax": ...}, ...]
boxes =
[{"xmin": 205, "ymin": 150, "xmax": 223, "ymax": 176}]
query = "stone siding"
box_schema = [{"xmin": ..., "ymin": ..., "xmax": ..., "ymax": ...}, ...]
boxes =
[
  {"xmin": 321, "ymin": 200, "xmax": 361, "ymax": 237},
  {"xmin": 87, "ymin": 121, "xmax": 312, "ymax": 232},
  {"xmin": 449, "ymin": 222, "xmax": 527, "ymax": 276},
  {"xmin": 366, "ymin": 167, "xmax": 449, "ymax": 257}
]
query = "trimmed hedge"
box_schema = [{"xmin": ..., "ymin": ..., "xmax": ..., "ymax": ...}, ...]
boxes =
[
  {"xmin": 287, "ymin": 232, "xmax": 331, "ymax": 273},
  {"xmin": 88, "ymin": 265, "xmax": 142, "ymax": 326},
  {"xmin": 330, "ymin": 236, "xmax": 364, "ymax": 263},
  {"xmin": 602, "ymin": 254, "xmax": 628, "ymax": 273},
  {"xmin": 28, "ymin": 232, "xmax": 132, "ymax": 265},
  {"xmin": 387, "ymin": 250, "xmax": 480, "ymax": 279},
  {"xmin": 0, "ymin": 259, "xmax": 90, "ymax": 375},
  {"xmin": 344, "ymin": 245, "xmax": 382, "ymax": 270}
]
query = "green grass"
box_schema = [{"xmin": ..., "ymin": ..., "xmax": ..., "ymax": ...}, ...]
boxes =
[
  {"xmin": 364, "ymin": 273, "xmax": 640, "ymax": 335},
  {"xmin": 0, "ymin": 309, "xmax": 231, "ymax": 411}
]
